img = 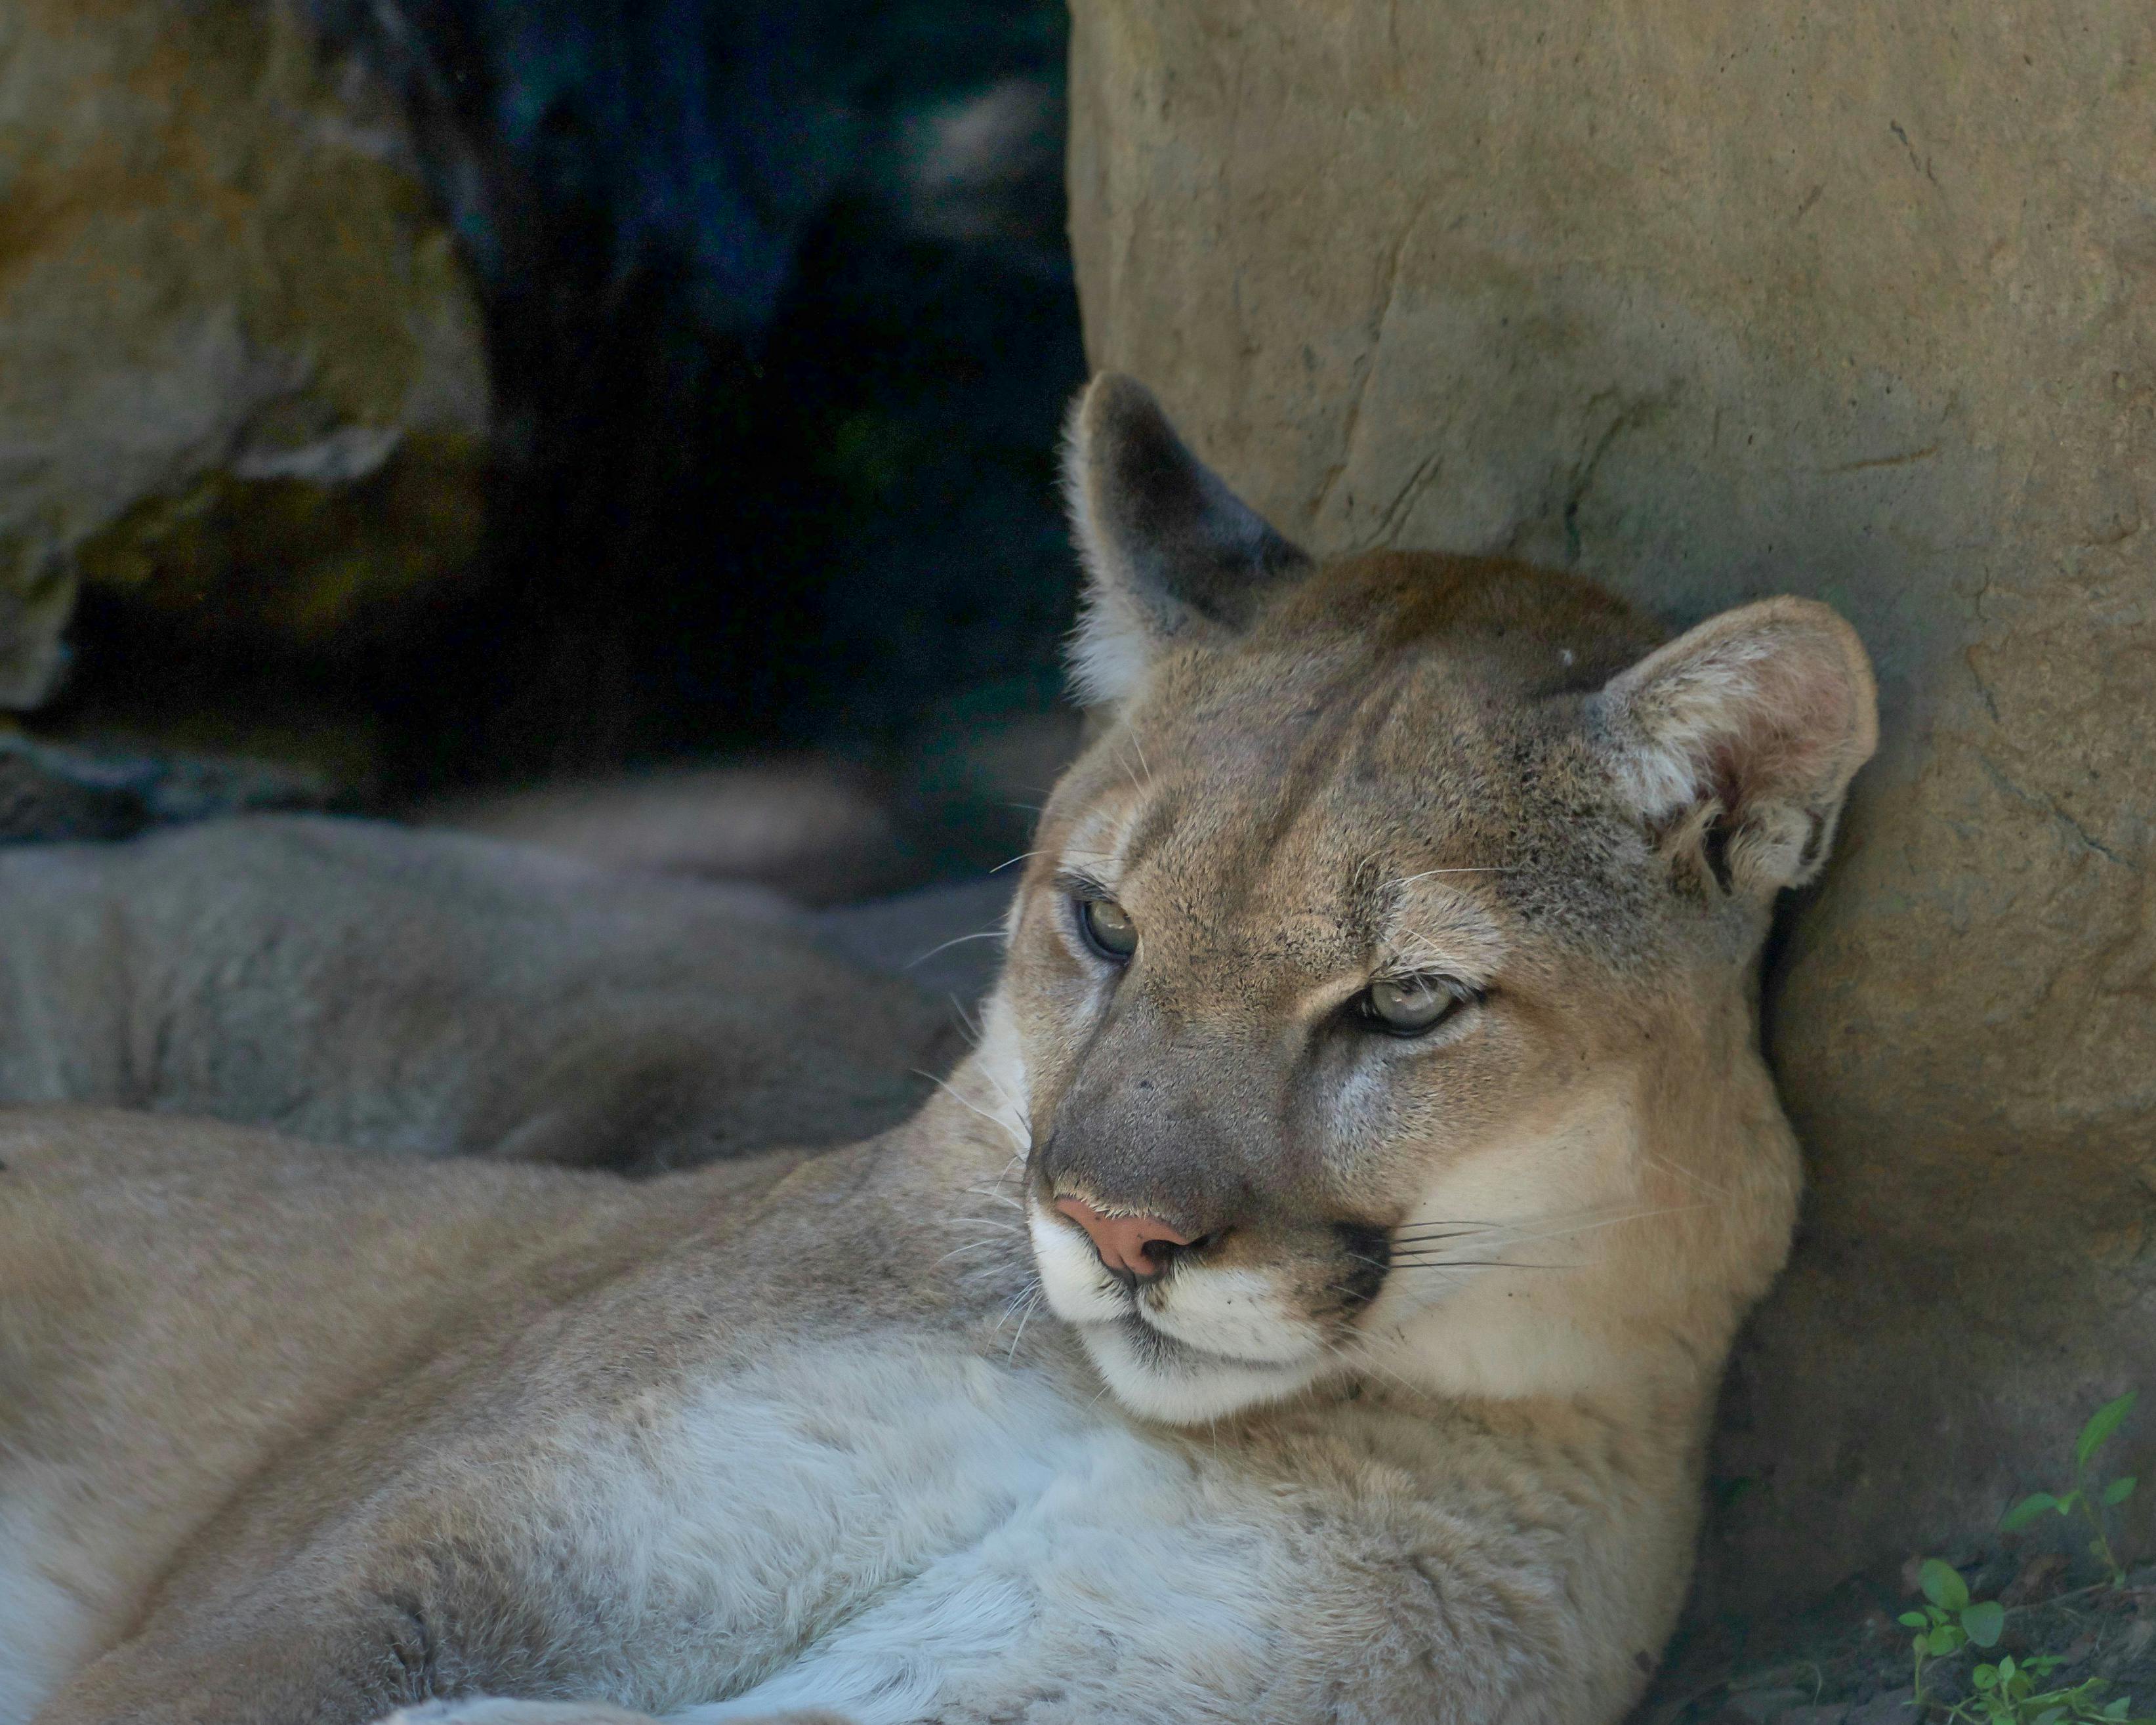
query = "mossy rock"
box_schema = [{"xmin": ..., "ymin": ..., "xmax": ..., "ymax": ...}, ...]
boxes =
[{"xmin": 0, "ymin": 0, "xmax": 490, "ymax": 704}]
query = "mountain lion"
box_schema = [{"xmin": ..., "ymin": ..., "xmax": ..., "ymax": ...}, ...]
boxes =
[
  {"xmin": 0, "ymin": 818, "xmax": 964, "ymax": 1171},
  {"xmin": 0, "ymin": 374, "xmax": 1875, "ymax": 1725}
]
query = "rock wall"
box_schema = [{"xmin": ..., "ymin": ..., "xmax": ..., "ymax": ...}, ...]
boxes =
[
  {"xmin": 1068, "ymin": 1, "xmax": 2156, "ymax": 1610},
  {"xmin": 0, "ymin": 0, "xmax": 489, "ymax": 708}
]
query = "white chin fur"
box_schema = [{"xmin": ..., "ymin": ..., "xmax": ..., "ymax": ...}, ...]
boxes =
[
  {"xmin": 1027, "ymin": 1207, "xmax": 1327, "ymax": 1424},
  {"xmin": 1076, "ymin": 1317, "xmax": 1326, "ymax": 1423}
]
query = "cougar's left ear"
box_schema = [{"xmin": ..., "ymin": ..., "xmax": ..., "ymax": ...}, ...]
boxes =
[
  {"xmin": 1591, "ymin": 597, "xmax": 1878, "ymax": 896},
  {"xmin": 1062, "ymin": 373, "xmax": 1312, "ymax": 705}
]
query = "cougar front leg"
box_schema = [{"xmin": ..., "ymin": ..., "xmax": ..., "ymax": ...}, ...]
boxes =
[
  {"xmin": 377, "ymin": 1707, "xmax": 859, "ymax": 1725},
  {"xmin": 33, "ymin": 1599, "xmax": 443, "ymax": 1725}
]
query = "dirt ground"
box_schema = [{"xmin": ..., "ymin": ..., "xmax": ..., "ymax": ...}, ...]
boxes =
[{"xmin": 1640, "ymin": 1555, "xmax": 2156, "ymax": 1725}]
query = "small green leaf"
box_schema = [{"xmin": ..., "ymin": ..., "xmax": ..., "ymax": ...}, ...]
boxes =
[
  {"xmin": 2078, "ymin": 1392, "xmax": 2137, "ymax": 1468},
  {"xmin": 1974, "ymin": 1666, "xmax": 2001, "ymax": 1690},
  {"xmin": 1912, "ymin": 1633, "xmax": 1930, "ymax": 1655},
  {"xmin": 2060, "ymin": 1491, "xmax": 2083, "ymax": 1515},
  {"xmin": 2033, "ymin": 1710, "xmax": 2065, "ymax": 1725},
  {"xmin": 2103, "ymin": 1476, "xmax": 2137, "ymax": 1507},
  {"xmin": 2102, "ymin": 1701, "xmax": 2131, "ymax": 1721},
  {"xmin": 1927, "ymin": 1625, "xmax": 1964, "ymax": 1657},
  {"xmin": 1928, "ymin": 1606, "xmax": 1951, "ymax": 1626},
  {"xmin": 2004, "ymin": 1492, "xmax": 2063, "ymax": 1531},
  {"xmin": 1963, "ymin": 1601, "xmax": 2005, "ymax": 1648},
  {"xmin": 1922, "ymin": 1559, "xmax": 1971, "ymax": 1611},
  {"xmin": 1901, "ymin": 1611, "xmax": 1930, "ymax": 1629}
]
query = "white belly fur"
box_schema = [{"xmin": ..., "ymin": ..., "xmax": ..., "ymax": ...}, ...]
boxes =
[
  {"xmin": 562, "ymin": 1333, "xmax": 1308, "ymax": 1722},
  {"xmin": 0, "ymin": 1491, "xmax": 112, "ymax": 1725},
  {"xmin": 0, "ymin": 1328, "xmax": 1320, "ymax": 1725}
]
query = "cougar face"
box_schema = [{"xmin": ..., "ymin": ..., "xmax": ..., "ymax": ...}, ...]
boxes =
[{"xmin": 988, "ymin": 377, "xmax": 1873, "ymax": 1425}]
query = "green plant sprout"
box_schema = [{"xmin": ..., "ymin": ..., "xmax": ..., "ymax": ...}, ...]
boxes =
[
  {"xmin": 1902, "ymin": 1558, "xmax": 2004, "ymax": 1707},
  {"xmin": 1899, "ymin": 1560, "xmax": 2151, "ymax": 1725},
  {"xmin": 1960, "ymin": 1655, "xmax": 2145, "ymax": 1725},
  {"xmin": 2002, "ymin": 1392, "xmax": 2139, "ymax": 1589}
]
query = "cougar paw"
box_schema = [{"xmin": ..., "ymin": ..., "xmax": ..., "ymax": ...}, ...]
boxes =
[
  {"xmin": 373, "ymin": 1702, "xmax": 665, "ymax": 1725},
  {"xmin": 372, "ymin": 1705, "xmax": 858, "ymax": 1725},
  {"xmin": 725, "ymin": 1715, "xmax": 863, "ymax": 1725}
]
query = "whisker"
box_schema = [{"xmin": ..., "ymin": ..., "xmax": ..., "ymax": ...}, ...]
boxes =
[
  {"xmin": 1386, "ymin": 866, "xmax": 1524, "ymax": 889},
  {"xmin": 953, "ymin": 1203, "xmax": 1024, "ymax": 1222},
  {"xmin": 942, "ymin": 1235, "xmax": 1022, "ymax": 1251},
  {"xmin": 1326, "ymin": 1280, "xmax": 1390, "ymax": 1320},
  {"xmin": 1391, "ymin": 1204, "xmax": 1708, "ymax": 1260},
  {"xmin": 936, "ymin": 1239, "xmax": 1018, "ymax": 1267},
  {"xmin": 1006, "ymin": 1287, "xmax": 1044, "ymax": 1363},
  {"xmin": 1462, "ymin": 1205, "xmax": 1707, "ymax": 1254},
  {"xmin": 904, "ymin": 929, "xmax": 1007, "ymax": 968},
  {"xmin": 1639, "ymin": 1148, "xmax": 1737, "ymax": 1200},
  {"xmin": 1328, "ymin": 1333, "xmax": 1426, "ymax": 1400},
  {"xmin": 993, "ymin": 1284, "xmax": 1035, "ymax": 1337},
  {"xmin": 970, "ymin": 1061, "xmax": 1031, "ymax": 1127},
  {"xmin": 1389, "ymin": 1259, "xmax": 1556, "ymax": 1271},
  {"xmin": 1389, "ymin": 1218, "xmax": 1502, "ymax": 1231},
  {"xmin": 915, "ymin": 1070, "xmax": 1030, "ymax": 1154}
]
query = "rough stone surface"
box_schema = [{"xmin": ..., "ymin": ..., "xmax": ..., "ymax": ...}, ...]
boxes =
[
  {"xmin": 0, "ymin": 0, "xmax": 489, "ymax": 706},
  {"xmin": 1068, "ymin": 0, "xmax": 2156, "ymax": 1610}
]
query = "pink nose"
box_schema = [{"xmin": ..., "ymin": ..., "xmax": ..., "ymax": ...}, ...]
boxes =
[{"xmin": 1054, "ymin": 1195, "xmax": 1195, "ymax": 1281}]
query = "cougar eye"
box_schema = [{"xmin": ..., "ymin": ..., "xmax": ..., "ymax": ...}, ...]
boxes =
[
  {"xmin": 1075, "ymin": 894, "xmax": 1138, "ymax": 963},
  {"xmin": 1357, "ymin": 975, "xmax": 1470, "ymax": 1036}
]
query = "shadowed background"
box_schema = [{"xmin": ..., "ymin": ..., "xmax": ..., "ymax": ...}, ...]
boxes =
[{"xmin": 2, "ymin": 0, "xmax": 1085, "ymax": 887}]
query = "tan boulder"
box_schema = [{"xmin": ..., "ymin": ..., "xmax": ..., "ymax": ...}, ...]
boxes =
[
  {"xmin": 1068, "ymin": 0, "xmax": 2156, "ymax": 1609},
  {"xmin": 0, "ymin": 0, "xmax": 489, "ymax": 706}
]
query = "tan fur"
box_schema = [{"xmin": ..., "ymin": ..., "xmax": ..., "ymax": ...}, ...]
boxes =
[
  {"xmin": 0, "ymin": 816, "xmax": 961, "ymax": 1172},
  {"xmin": 0, "ymin": 376, "xmax": 1875, "ymax": 1725}
]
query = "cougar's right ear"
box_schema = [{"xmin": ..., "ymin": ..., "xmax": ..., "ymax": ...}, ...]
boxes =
[
  {"xmin": 1062, "ymin": 373, "xmax": 1312, "ymax": 706},
  {"xmin": 1591, "ymin": 597, "xmax": 1878, "ymax": 897}
]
